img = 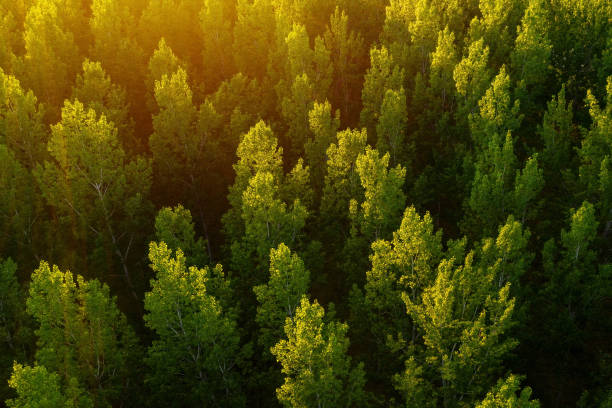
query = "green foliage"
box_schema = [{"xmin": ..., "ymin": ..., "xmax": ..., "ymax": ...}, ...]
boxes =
[
  {"xmin": 476, "ymin": 375, "xmax": 540, "ymax": 408},
  {"xmin": 538, "ymin": 85, "xmax": 573, "ymax": 183},
  {"xmin": 71, "ymin": 60, "xmax": 135, "ymax": 150},
  {"xmin": 320, "ymin": 128, "xmax": 368, "ymax": 238},
  {"xmin": 90, "ymin": 0, "xmax": 145, "ymax": 113},
  {"xmin": 272, "ymin": 297, "xmax": 366, "ymax": 408},
  {"xmin": 469, "ymin": 66, "xmax": 522, "ymax": 151},
  {"xmin": 578, "ymin": 78, "xmax": 612, "ymax": 217},
  {"xmin": 224, "ymin": 120, "xmax": 284, "ymax": 243},
  {"xmin": 236, "ymin": 170, "xmax": 308, "ymax": 275},
  {"xmin": 0, "ymin": 67, "xmax": 47, "ymax": 168},
  {"xmin": 149, "ymin": 66, "xmax": 224, "ymax": 231},
  {"xmin": 323, "ymin": 7, "xmax": 366, "ymax": 122},
  {"xmin": 0, "ymin": 0, "xmax": 610, "ymax": 406},
  {"xmin": 138, "ymin": 0, "xmax": 203, "ymax": 71},
  {"xmin": 14, "ymin": 0, "xmax": 80, "ymax": 119},
  {"xmin": 200, "ymin": 0, "xmax": 236, "ymax": 92},
  {"xmin": 0, "ymin": 145, "xmax": 38, "ymax": 266},
  {"xmin": 400, "ymin": 256, "xmax": 518, "ymax": 406},
  {"xmin": 254, "ymin": 244, "xmax": 310, "ymax": 354},
  {"xmin": 7, "ymin": 363, "xmax": 92, "ymax": 408},
  {"xmin": 306, "ymin": 100, "xmax": 340, "ymax": 198},
  {"xmin": 360, "ymin": 46, "xmax": 404, "ymax": 141},
  {"xmin": 511, "ymin": 0, "xmax": 552, "ymax": 106},
  {"xmin": 351, "ymin": 206, "xmax": 443, "ymax": 385},
  {"xmin": 376, "ymin": 87, "xmax": 408, "ymax": 166},
  {"xmin": 154, "ymin": 205, "xmax": 209, "ymax": 267},
  {"xmin": 454, "ymin": 39, "xmax": 492, "ymax": 130},
  {"xmin": 350, "ymin": 147, "xmax": 406, "ymax": 241},
  {"xmin": 146, "ymin": 38, "xmax": 185, "ymax": 113},
  {"xmin": 36, "ymin": 100, "xmax": 152, "ymax": 290},
  {"xmin": 1, "ymin": 258, "xmax": 33, "ymax": 402},
  {"xmin": 144, "ymin": 242, "xmax": 244, "ymax": 407},
  {"xmin": 27, "ymin": 261, "xmax": 140, "ymax": 406},
  {"xmin": 467, "ymin": 0, "xmax": 525, "ymax": 68},
  {"xmin": 233, "ymin": 0, "xmax": 276, "ymax": 80}
]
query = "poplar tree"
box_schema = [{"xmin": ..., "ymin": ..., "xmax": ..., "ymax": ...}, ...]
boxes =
[
  {"xmin": 0, "ymin": 258, "xmax": 33, "ymax": 402},
  {"xmin": 26, "ymin": 261, "xmax": 141, "ymax": 406},
  {"xmin": 254, "ymin": 244, "xmax": 310, "ymax": 355},
  {"xmin": 200, "ymin": 0, "xmax": 236, "ymax": 92},
  {"xmin": 306, "ymin": 101, "xmax": 340, "ymax": 199},
  {"xmin": 14, "ymin": 0, "xmax": 80, "ymax": 120},
  {"xmin": 272, "ymin": 297, "xmax": 366, "ymax": 408},
  {"xmin": 154, "ymin": 205, "xmax": 209, "ymax": 268},
  {"xmin": 7, "ymin": 363, "xmax": 92, "ymax": 408},
  {"xmin": 360, "ymin": 46, "xmax": 404, "ymax": 142},
  {"xmin": 233, "ymin": 0, "xmax": 276, "ymax": 80},
  {"xmin": 323, "ymin": 7, "xmax": 366, "ymax": 122},
  {"xmin": 0, "ymin": 146, "xmax": 38, "ymax": 267},
  {"xmin": 578, "ymin": 78, "xmax": 612, "ymax": 218},
  {"xmin": 144, "ymin": 242, "xmax": 244, "ymax": 407},
  {"xmin": 71, "ymin": 60, "xmax": 135, "ymax": 151},
  {"xmin": 36, "ymin": 100, "xmax": 152, "ymax": 292},
  {"xmin": 0, "ymin": 67, "xmax": 47, "ymax": 168}
]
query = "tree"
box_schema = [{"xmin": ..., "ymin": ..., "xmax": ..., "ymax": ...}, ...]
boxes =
[
  {"xmin": 272, "ymin": 297, "xmax": 366, "ymax": 408},
  {"xmin": 36, "ymin": 100, "xmax": 152, "ymax": 293},
  {"xmin": 376, "ymin": 87, "xmax": 408, "ymax": 166},
  {"xmin": 320, "ymin": 128, "xmax": 368, "ymax": 241},
  {"xmin": 469, "ymin": 66, "xmax": 522, "ymax": 152},
  {"xmin": 463, "ymin": 132, "xmax": 517, "ymax": 238},
  {"xmin": 27, "ymin": 261, "xmax": 140, "ymax": 406},
  {"xmin": 279, "ymin": 23, "xmax": 332, "ymax": 156},
  {"xmin": 453, "ymin": 39, "xmax": 492, "ymax": 132},
  {"xmin": 0, "ymin": 145, "xmax": 39, "ymax": 268},
  {"xmin": 463, "ymin": 66, "xmax": 542, "ymax": 238},
  {"xmin": 154, "ymin": 205, "xmax": 208, "ymax": 267},
  {"xmin": 254, "ymin": 244, "xmax": 310, "ymax": 355},
  {"xmin": 578, "ymin": 78, "xmax": 612, "ymax": 219},
  {"xmin": 13, "ymin": 0, "xmax": 80, "ymax": 120},
  {"xmin": 145, "ymin": 38, "xmax": 185, "ymax": 114},
  {"xmin": 200, "ymin": 0, "xmax": 236, "ymax": 92},
  {"xmin": 350, "ymin": 206, "xmax": 443, "ymax": 390},
  {"xmin": 71, "ymin": 60, "xmax": 135, "ymax": 151},
  {"xmin": 511, "ymin": 0, "xmax": 552, "ymax": 112},
  {"xmin": 306, "ymin": 101, "xmax": 340, "ymax": 199},
  {"xmin": 0, "ymin": 5, "xmax": 18, "ymax": 72},
  {"xmin": 360, "ymin": 46, "xmax": 404, "ymax": 142},
  {"xmin": 208, "ymin": 72, "xmax": 269, "ymax": 149},
  {"xmin": 232, "ymin": 170, "xmax": 308, "ymax": 280},
  {"xmin": 7, "ymin": 363, "xmax": 92, "ymax": 408},
  {"xmin": 90, "ymin": 0, "xmax": 146, "ymax": 124},
  {"xmin": 144, "ymin": 242, "xmax": 244, "ymax": 407},
  {"xmin": 0, "ymin": 258, "xmax": 33, "ymax": 402},
  {"xmin": 138, "ymin": 0, "xmax": 203, "ymax": 72},
  {"xmin": 281, "ymin": 72, "xmax": 316, "ymax": 156},
  {"xmin": 467, "ymin": 0, "xmax": 525, "ymax": 68},
  {"xmin": 233, "ymin": 0, "xmax": 276, "ymax": 80},
  {"xmin": 323, "ymin": 7, "xmax": 366, "ymax": 123},
  {"xmin": 546, "ymin": 202, "xmax": 601, "ymax": 319},
  {"xmin": 223, "ymin": 120, "xmax": 284, "ymax": 245},
  {"xmin": 350, "ymin": 147, "xmax": 406, "ymax": 241},
  {"xmin": 149, "ymin": 67, "xmax": 224, "ymax": 252},
  {"xmin": 0, "ymin": 67, "xmax": 47, "ymax": 168},
  {"xmin": 512, "ymin": 155, "xmax": 544, "ymax": 225},
  {"xmin": 479, "ymin": 216, "xmax": 533, "ymax": 293},
  {"xmin": 398, "ymin": 254, "xmax": 518, "ymax": 406},
  {"xmin": 538, "ymin": 85, "xmax": 573, "ymax": 185},
  {"xmin": 475, "ymin": 375, "xmax": 540, "ymax": 408}
]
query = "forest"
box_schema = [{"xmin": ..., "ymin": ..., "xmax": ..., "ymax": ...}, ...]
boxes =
[{"xmin": 0, "ymin": 0, "xmax": 610, "ymax": 406}]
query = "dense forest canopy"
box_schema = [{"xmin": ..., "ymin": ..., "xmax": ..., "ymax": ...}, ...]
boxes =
[{"xmin": 0, "ymin": 0, "xmax": 611, "ymax": 406}]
